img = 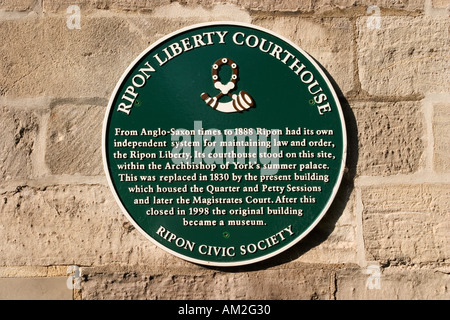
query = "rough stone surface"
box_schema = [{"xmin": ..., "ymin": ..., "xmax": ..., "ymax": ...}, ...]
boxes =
[
  {"xmin": 432, "ymin": 0, "xmax": 450, "ymax": 8},
  {"xmin": 294, "ymin": 184, "xmax": 357, "ymax": 264},
  {"xmin": 361, "ymin": 184, "xmax": 449, "ymax": 265},
  {"xmin": 357, "ymin": 16, "xmax": 449, "ymax": 96},
  {"xmin": 0, "ymin": 265, "xmax": 67, "ymax": 277},
  {"xmin": 0, "ymin": 0, "xmax": 37, "ymax": 11},
  {"xmin": 169, "ymin": 1, "xmax": 425, "ymax": 12},
  {"xmin": 42, "ymin": 0, "xmax": 171, "ymax": 12},
  {"xmin": 0, "ymin": 1, "xmax": 448, "ymax": 301},
  {"xmin": 0, "ymin": 185, "xmax": 170, "ymax": 267},
  {"xmin": 0, "ymin": 106, "xmax": 39, "ymax": 181},
  {"xmin": 0, "ymin": 184, "xmax": 357, "ymax": 267},
  {"xmin": 0, "ymin": 13, "xmax": 254, "ymax": 99},
  {"xmin": 150, "ymin": 2, "xmax": 252, "ymax": 21},
  {"xmin": 254, "ymin": 17, "xmax": 354, "ymax": 96},
  {"xmin": 46, "ymin": 104, "xmax": 104, "ymax": 176},
  {"xmin": 0, "ymin": 16, "xmax": 181, "ymax": 99},
  {"xmin": 353, "ymin": 101, "xmax": 424, "ymax": 176},
  {"xmin": 80, "ymin": 265, "xmax": 335, "ymax": 299},
  {"xmin": 433, "ymin": 102, "xmax": 450, "ymax": 173},
  {"xmin": 336, "ymin": 266, "xmax": 450, "ymax": 299}
]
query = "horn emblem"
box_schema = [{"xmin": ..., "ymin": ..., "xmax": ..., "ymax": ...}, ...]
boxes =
[{"xmin": 201, "ymin": 58, "xmax": 255, "ymax": 113}]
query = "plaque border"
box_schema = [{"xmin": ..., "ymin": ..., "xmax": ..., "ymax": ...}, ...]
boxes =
[{"xmin": 102, "ymin": 21, "xmax": 348, "ymax": 267}]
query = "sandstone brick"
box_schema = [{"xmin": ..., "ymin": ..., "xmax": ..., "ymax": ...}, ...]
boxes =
[
  {"xmin": 433, "ymin": 102, "xmax": 450, "ymax": 173},
  {"xmin": 0, "ymin": 16, "xmax": 190, "ymax": 99},
  {"xmin": 39, "ymin": 0, "xmax": 426, "ymax": 13},
  {"xmin": 357, "ymin": 16, "xmax": 449, "ymax": 96},
  {"xmin": 0, "ymin": 106, "xmax": 39, "ymax": 181},
  {"xmin": 179, "ymin": 0, "xmax": 424, "ymax": 12},
  {"xmin": 80, "ymin": 266, "xmax": 334, "ymax": 299},
  {"xmin": 294, "ymin": 184, "xmax": 357, "ymax": 264},
  {"xmin": 336, "ymin": 266, "xmax": 450, "ymax": 299},
  {"xmin": 353, "ymin": 101, "xmax": 424, "ymax": 176},
  {"xmin": 253, "ymin": 17, "xmax": 354, "ymax": 95},
  {"xmin": 0, "ymin": 265, "xmax": 67, "ymax": 277},
  {"xmin": 0, "ymin": 266, "xmax": 48, "ymax": 277},
  {"xmin": 0, "ymin": 0, "xmax": 36, "ymax": 11},
  {"xmin": 46, "ymin": 104, "xmax": 104, "ymax": 176},
  {"xmin": 361, "ymin": 184, "xmax": 449, "ymax": 265},
  {"xmin": 0, "ymin": 181, "xmax": 359, "ymax": 268},
  {"xmin": 179, "ymin": 0, "xmax": 313, "ymax": 12},
  {"xmin": 432, "ymin": 0, "xmax": 450, "ymax": 9},
  {"xmin": 0, "ymin": 185, "xmax": 173, "ymax": 266},
  {"xmin": 315, "ymin": 0, "xmax": 425, "ymax": 12},
  {"xmin": 42, "ymin": 0, "xmax": 170, "ymax": 12}
]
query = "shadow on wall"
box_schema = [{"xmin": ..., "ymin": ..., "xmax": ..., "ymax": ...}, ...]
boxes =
[{"xmin": 206, "ymin": 61, "xmax": 359, "ymax": 273}]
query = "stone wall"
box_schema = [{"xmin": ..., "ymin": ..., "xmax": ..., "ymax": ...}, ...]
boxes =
[{"xmin": 0, "ymin": 0, "xmax": 448, "ymax": 300}]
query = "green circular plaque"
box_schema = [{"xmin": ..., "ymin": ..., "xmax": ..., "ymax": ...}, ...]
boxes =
[{"xmin": 103, "ymin": 22, "xmax": 347, "ymax": 266}]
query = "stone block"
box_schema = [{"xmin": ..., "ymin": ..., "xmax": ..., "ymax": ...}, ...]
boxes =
[
  {"xmin": 45, "ymin": 104, "xmax": 104, "ymax": 176},
  {"xmin": 433, "ymin": 102, "xmax": 450, "ymax": 173},
  {"xmin": 0, "ymin": 106, "xmax": 39, "ymax": 181},
  {"xmin": 294, "ymin": 184, "xmax": 357, "ymax": 264},
  {"xmin": 0, "ymin": 15, "xmax": 185, "ymax": 99},
  {"xmin": 253, "ymin": 17, "xmax": 355, "ymax": 95},
  {"xmin": 1, "ymin": 13, "xmax": 263, "ymax": 99},
  {"xmin": 0, "ymin": 266, "xmax": 48, "ymax": 277},
  {"xmin": 357, "ymin": 16, "xmax": 449, "ymax": 96},
  {"xmin": 336, "ymin": 266, "xmax": 450, "ymax": 299},
  {"xmin": 0, "ymin": 0, "xmax": 36, "ymax": 11},
  {"xmin": 41, "ymin": 0, "xmax": 171, "ymax": 12},
  {"xmin": 179, "ymin": 0, "xmax": 425, "ymax": 12},
  {"xmin": 432, "ymin": 0, "xmax": 450, "ymax": 9},
  {"xmin": 0, "ymin": 277, "xmax": 73, "ymax": 300},
  {"xmin": 182, "ymin": 0, "xmax": 313, "ymax": 12},
  {"xmin": 353, "ymin": 101, "xmax": 424, "ymax": 176},
  {"xmin": 39, "ymin": 0, "xmax": 427, "ymax": 13},
  {"xmin": 361, "ymin": 184, "xmax": 449, "ymax": 265},
  {"xmin": 80, "ymin": 265, "xmax": 334, "ymax": 299},
  {"xmin": 0, "ymin": 185, "xmax": 174, "ymax": 267},
  {"xmin": 150, "ymin": 2, "xmax": 251, "ymax": 21}
]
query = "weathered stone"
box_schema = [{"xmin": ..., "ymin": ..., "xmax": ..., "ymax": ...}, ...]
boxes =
[
  {"xmin": 0, "ymin": 14, "xmax": 260, "ymax": 99},
  {"xmin": 432, "ymin": 0, "xmax": 449, "ymax": 8},
  {"xmin": 80, "ymin": 265, "xmax": 334, "ymax": 299},
  {"xmin": 353, "ymin": 101, "xmax": 424, "ymax": 176},
  {"xmin": 294, "ymin": 185, "xmax": 357, "ymax": 264},
  {"xmin": 0, "ymin": 181, "xmax": 358, "ymax": 268},
  {"xmin": 46, "ymin": 104, "xmax": 104, "ymax": 176},
  {"xmin": 1, "ymin": 0, "xmax": 448, "ymax": 302},
  {"xmin": 0, "ymin": 16, "xmax": 189, "ymax": 99},
  {"xmin": 180, "ymin": 0, "xmax": 425, "ymax": 12},
  {"xmin": 0, "ymin": 106, "xmax": 39, "ymax": 181},
  {"xmin": 0, "ymin": 265, "xmax": 66, "ymax": 278},
  {"xmin": 0, "ymin": 0, "xmax": 36, "ymax": 11},
  {"xmin": 433, "ymin": 102, "xmax": 450, "ymax": 173},
  {"xmin": 357, "ymin": 16, "xmax": 449, "ymax": 96},
  {"xmin": 0, "ymin": 185, "xmax": 173, "ymax": 267},
  {"xmin": 253, "ymin": 17, "xmax": 354, "ymax": 95},
  {"xmin": 42, "ymin": 0, "xmax": 171, "ymax": 12},
  {"xmin": 361, "ymin": 184, "xmax": 449, "ymax": 265},
  {"xmin": 150, "ymin": 2, "xmax": 251, "ymax": 21},
  {"xmin": 336, "ymin": 266, "xmax": 450, "ymax": 299}
]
